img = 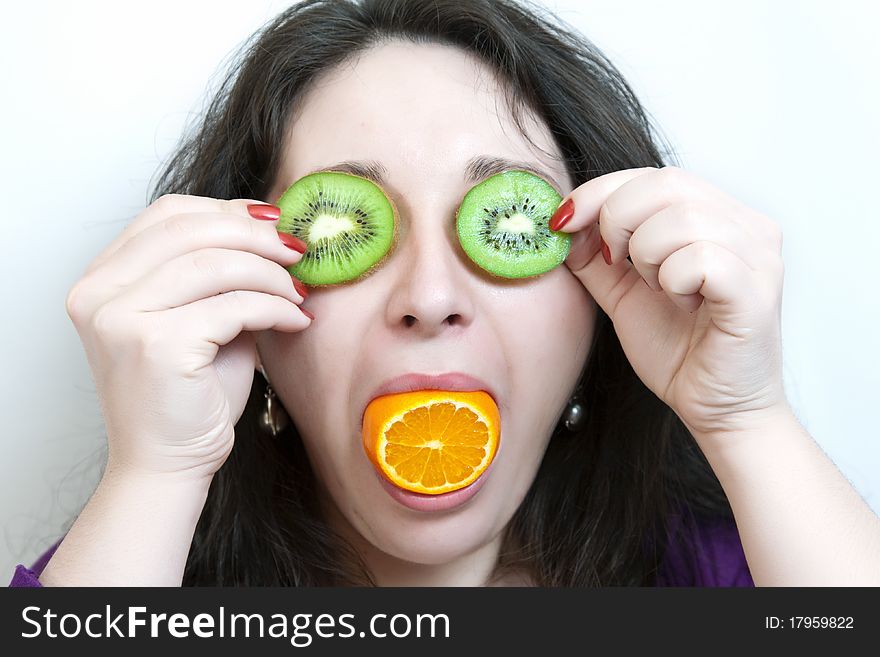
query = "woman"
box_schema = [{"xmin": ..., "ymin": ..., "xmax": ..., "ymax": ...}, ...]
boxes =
[{"xmin": 11, "ymin": 0, "xmax": 880, "ymax": 587}]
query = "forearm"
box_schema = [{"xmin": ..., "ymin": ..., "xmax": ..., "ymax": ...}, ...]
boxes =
[
  {"xmin": 695, "ymin": 410, "xmax": 880, "ymax": 586},
  {"xmin": 39, "ymin": 462, "xmax": 211, "ymax": 586}
]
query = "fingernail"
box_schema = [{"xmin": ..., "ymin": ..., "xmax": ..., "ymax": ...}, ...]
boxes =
[
  {"xmin": 247, "ymin": 204, "xmax": 281, "ymax": 221},
  {"xmin": 600, "ymin": 238, "xmax": 612, "ymax": 265},
  {"xmin": 278, "ymin": 231, "xmax": 308, "ymax": 253},
  {"xmin": 549, "ymin": 198, "xmax": 574, "ymax": 231},
  {"xmin": 291, "ymin": 275, "xmax": 309, "ymax": 299},
  {"xmin": 301, "ymin": 307, "xmax": 315, "ymax": 320}
]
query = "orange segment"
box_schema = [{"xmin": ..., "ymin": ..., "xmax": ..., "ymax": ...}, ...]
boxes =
[{"xmin": 362, "ymin": 389, "xmax": 501, "ymax": 495}]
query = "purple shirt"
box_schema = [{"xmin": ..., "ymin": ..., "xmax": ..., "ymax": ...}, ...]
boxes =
[
  {"xmin": 654, "ymin": 514, "xmax": 755, "ymax": 586},
  {"xmin": 8, "ymin": 539, "xmax": 58, "ymax": 588},
  {"xmin": 8, "ymin": 515, "xmax": 754, "ymax": 586}
]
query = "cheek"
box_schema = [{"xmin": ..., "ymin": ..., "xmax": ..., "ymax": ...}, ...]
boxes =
[
  {"xmin": 513, "ymin": 272, "xmax": 595, "ymax": 367},
  {"xmin": 263, "ymin": 298, "xmax": 363, "ymax": 434},
  {"xmin": 501, "ymin": 273, "xmax": 594, "ymax": 441}
]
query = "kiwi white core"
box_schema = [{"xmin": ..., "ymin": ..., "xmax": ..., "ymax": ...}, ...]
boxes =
[
  {"xmin": 308, "ymin": 213, "xmax": 357, "ymax": 243},
  {"xmin": 496, "ymin": 213, "xmax": 536, "ymax": 235}
]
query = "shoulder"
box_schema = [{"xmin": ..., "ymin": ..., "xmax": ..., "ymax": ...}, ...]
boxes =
[{"xmin": 655, "ymin": 513, "xmax": 755, "ymax": 587}]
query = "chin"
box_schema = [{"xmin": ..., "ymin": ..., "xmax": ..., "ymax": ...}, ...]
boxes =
[
  {"xmin": 318, "ymin": 446, "xmax": 511, "ymax": 566},
  {"xmin": 363, "ymin": 508, "xmax": 499, "ymax": 566}
]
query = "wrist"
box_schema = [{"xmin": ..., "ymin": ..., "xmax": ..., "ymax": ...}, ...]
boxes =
[
  {"xmin": 686, "ymin": 401, "xmax": 803, "ymax": 465},
  {"xmin": 98, "ymin": 459, "xmax": 214, "ymax": 533},
  {"xmin": 102, "ymin": 458, "xmax": 215, "ymax": 495},
  {"xmin": 41, "ymin": 459, "xmax": 214, "ymax": 586}
]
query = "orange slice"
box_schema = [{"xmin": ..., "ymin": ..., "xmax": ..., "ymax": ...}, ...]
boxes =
[{"xmin": 362, "ymin": 389, "xmax": 501, "ymax": 495}]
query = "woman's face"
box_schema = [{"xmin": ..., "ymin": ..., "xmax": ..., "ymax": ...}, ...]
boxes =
[{"xmin": 259, "ymin": 41, "xmax": 595, "ymax": 570}]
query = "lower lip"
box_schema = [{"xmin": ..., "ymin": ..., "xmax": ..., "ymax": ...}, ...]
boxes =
[{"xmin": 374, "ymin": 459, "xmax": 495, "ymax": 512}]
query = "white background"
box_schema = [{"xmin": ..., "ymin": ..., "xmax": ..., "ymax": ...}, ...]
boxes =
[{"xmin": 2, "ymin": 1, "xmax": 878, "ymax": 578}]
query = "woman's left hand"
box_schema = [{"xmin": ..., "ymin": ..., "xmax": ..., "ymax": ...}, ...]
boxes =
[{"xmin": 552, "ymin": 166, "xmax": 790, "ymax": 444}]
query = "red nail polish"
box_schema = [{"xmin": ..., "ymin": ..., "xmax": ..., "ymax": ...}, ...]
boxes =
[
  {"xmin": 300, "ymin": 308, "xmax": 315, "ymax": 320},
  {"xmin": 600, "ymin": 238, "xmax": 612, "ymax": 265},
  {"xmin": 247, "ymin": 204, "xmax": 281, "ymax": 221},
  {"xmin": 277, "ymin": 231, "xmax": 308, "ymax": 253},
  {"xmin": 291, "ymin": 275, "xmax": 309, "ymax": 299},
  {"xmin": 549, "ymin": 198, "xmax": 574, "ymax": 231}
]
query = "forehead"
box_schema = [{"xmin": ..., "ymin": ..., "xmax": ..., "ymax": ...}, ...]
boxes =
[{"xmin": 274, "ymin": 41, "xmax": 570, "ymax": 196}]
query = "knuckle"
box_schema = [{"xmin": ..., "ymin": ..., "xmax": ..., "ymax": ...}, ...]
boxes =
[
  {"xmin": 90, "ymin": 303, "xmax": 124, "ymax": 343},
  {"xmin": 627, "ymin": 231, "xmax": 647, "ymax": 263},
  {"xmin": 217, "ymin": 212, "xmax": 263, "ymax": 246},
  {"xmin": 240, "ymin": 215, "xmax": 263, "ymax": 242},
  {"xmin": 163, "ymin": 214, "xmax": 196, "ymax": 240},
  {"xmin": 91, "ymin": 304, "xmax": 171, "ymax": 365},
  {"xmin": 132, "ymin": 323, "xmax": 168, "ymax": 360},
  {"xmin": 151, "ymin": 193, "xmax": 188, "ymax": 216},
  {"xmin": 189, "ymin": 250, "xmax": 224, "ymax": 277},
  {"xmin": 656, "ymin": 165, "xmax": 686, "ymax": 196},
  {"xmin": 657, "ymin": 164, "xmax": 682, "ymax": 181},
  {"xmin": 693, "ymin": 240, "xmax": 715, "ymax": 266},
  {"xmin": 164, "ymin": 208, "xmax": 261, "ymax": 246},
  {"xmin": 220, "ymin": 198, "xmax": 246, "ymax": 216},
  {"xmin": 282, "ymin": 267, "xmax": 301, "ymax": 297},
  {"xmin": 674, "ymin": 201, "xmax": 705, "ymax": 231},
  {"xmin": 598, "ymin": 201, "xmax": 616, "ymax": 229},
  {"xmin": 216, "ymin": 289, "xmax": 247, "ymax": 312},
  {"xmin": 65, "ymin": 281, "xmax": 88, "ymax": 322},
  {"xmin": 758, "ymin": 267, "xmax": 784, "ymax": 309}
]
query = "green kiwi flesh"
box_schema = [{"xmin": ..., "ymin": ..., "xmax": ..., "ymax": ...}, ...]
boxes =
[
  {"xmin": 456, "ymin": 170, "xmax": 570, "ymax": 279},
  {"xmin": 276, "ymin": 171, "xmax": 397, "ymax": 286}
]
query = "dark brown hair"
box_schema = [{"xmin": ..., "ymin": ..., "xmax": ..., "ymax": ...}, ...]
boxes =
[{"xmin": 150, "ymin": 0, "xmax": 732, "ymax": 586}]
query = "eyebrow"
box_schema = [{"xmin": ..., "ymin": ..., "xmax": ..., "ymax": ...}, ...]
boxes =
[{"xmin": 314, "ymin": 155, "xmax": 564, "ymax": 193}]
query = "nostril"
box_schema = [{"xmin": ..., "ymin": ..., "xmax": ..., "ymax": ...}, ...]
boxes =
[{"xmin": 404, "ymin": 315, "xmax": 416, "ymax": 327}]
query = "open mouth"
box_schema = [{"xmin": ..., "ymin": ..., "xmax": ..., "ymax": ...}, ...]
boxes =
[
  {"xmin": 372, "ymin": 456, "xmax": 496, "ymax": 512},
  {"xmin": 361, "ymin": 388, "xmax": 501, "ymax": 507}
]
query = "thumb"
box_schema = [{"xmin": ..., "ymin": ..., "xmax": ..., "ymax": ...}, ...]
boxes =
[{"xmin": 213, "ymin": 331, "xmax": 259, "ymax": 425}]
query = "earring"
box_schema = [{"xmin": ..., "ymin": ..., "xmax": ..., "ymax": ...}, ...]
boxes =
[
  {"xmin": 562, "ymin": 383, "xmax": 586, "ymax": 432},
  {"xmin": 258, "ymin": 366, "xmax": 290, "ymax": 437}
]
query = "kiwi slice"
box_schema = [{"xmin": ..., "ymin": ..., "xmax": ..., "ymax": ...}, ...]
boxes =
[
  {"xmin": 456, "ymin": 170, "xmax": 570, "ymax": 279},
  {"xmin": 276, "ymin": 171, "xmax": 398, "ymax": 286}
]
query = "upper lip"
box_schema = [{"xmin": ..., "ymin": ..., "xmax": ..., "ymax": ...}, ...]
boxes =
[{"xmin": 361, "ymin": 372, "xmax": 498, "ymax": 425}]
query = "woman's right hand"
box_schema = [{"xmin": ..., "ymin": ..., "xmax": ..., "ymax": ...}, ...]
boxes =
[{"xmin": 64, "ymin": 194, "xmax": 312, "ymax": 482}]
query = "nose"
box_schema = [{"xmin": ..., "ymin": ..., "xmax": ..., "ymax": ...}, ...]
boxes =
[{"xmin": 383, "ymin": 212, "xmax": 475, "ymax": 336}]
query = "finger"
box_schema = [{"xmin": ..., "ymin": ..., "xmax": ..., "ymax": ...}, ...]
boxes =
[
  {"xmin": 657, "ymin": 240, "xmax": 756, "ymax": 319},
  {"xmin": 118, "ymin": 248, "xmax": 307, "ymax": 312},
  {"xmin": 628, "ymin": 202, "xmax": 760, "ymax": 292},
  {"xmin": 595, "ymin": 166, "xmax": 746, "ymax": 264},
  {"xmin": 161, "ymin": 290, "xmax": 313, "ymax": 367},
  {"xmin": 74, "ymin": 212, "xmax": 305, "ymax": 317},
  {"xmin": 85, "ymin": 195, "xmax": 278, "ymax": 276},
  {"xmin": 564, "ymin": 223, "xmax": 645, "ymax": 321},
  {"xmin": 550, "ymin": 167, "xmax": 658, "ymax": 233}
]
